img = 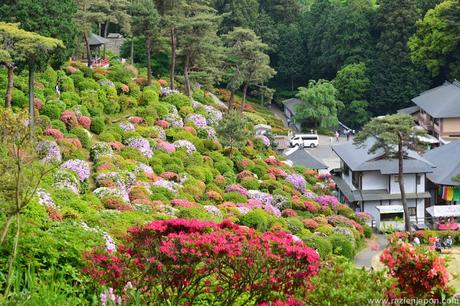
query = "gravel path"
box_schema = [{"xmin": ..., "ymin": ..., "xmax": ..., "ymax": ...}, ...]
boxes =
[{"xmin": 354, "ymin": 233, "xmax": 388, "ymax": 268}]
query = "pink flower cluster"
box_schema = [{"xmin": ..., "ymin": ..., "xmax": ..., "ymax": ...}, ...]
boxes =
[
  {"xmin": 78, "ymin": 116, "xmax": 91, "ymax": 129},
  {"xmin": 156, "ymin": 139, "xmax": 176, "ymax": 153},
  {"xmin": 129, "ymin": 116, "xmax": 144, "ymax": 124},
  {"xmin": 225, "ymin": 184, "xmax": 249, "ymax": 196},
  {"xmin": 60, "ymin": 110, "xmax": 78, "ymax": 128},
  {"xmin": 44, "ymin": 128, "xmax": 64, "ymax": 141},
  {"xmin": 315, "ymin": 195, "xmax": 339, "ymax": 210},
  {"xmin": 156, "ymin": 119, "xmax": 170, "ymax": 129}
]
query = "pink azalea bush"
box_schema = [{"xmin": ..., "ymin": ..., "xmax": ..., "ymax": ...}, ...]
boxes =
[
  {"xmin": 83, "ymin": 219, "xmax": 320, "ymax": 305},
  {"xmin": 78, "ymin": 116, "xmax": 91, "ymax": 129}
]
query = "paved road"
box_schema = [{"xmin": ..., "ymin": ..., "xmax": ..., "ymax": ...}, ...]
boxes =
[
  {"xmin": 354, "ymin": 233, "xmax": 388, "ymax": 268},
  {"xmin": 305, "ymin": 134, "xmax": 353, "ymax": 171}
]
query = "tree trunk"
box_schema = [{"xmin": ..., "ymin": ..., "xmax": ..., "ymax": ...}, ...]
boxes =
[
  {"xmin": 4, "ymin": 63, "xmax": 14, "ymax": 108},
  {"xmin": 291, "ymin": 76, "xmax": 294, "ymax": 92},
  {"xmin": 398, "ymin": 132, "xmax": 411, "ymax": 234},
  {"xmin": 104, "ymin": 22, "xmax": 110, "ymax": 37},
  {"xmin": 184, "ymin": 55, "xmax": 192, "ymax": 98},
  {"xmin": 228, "ymin": 90, "xmax": 235, "ymax": 112},
  {"xmin": 146, "ymin": 33, "xmax": 152, "ymax": 85},
  {"xmin": 170, "ymin": 26, "xmax": 176, "ymax": 90},
  {"xmin": 240, "ymin": 84, "xmax": 248, "ymax": 112},
  {"xmin": 28, "ymin": 63, "xmax": 35, "ymax": 140},
  {"xmin": 84, "ymin": 33, "xmax": 92, "ymax": 67},
  {"xmin": 130, "ymin": 37, "xmax": 134, "ymax": 65}
]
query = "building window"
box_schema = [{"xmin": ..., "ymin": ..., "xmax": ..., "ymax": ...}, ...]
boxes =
[
  {"xmin": 343, "ymin": 164, "xmax": 349, "ymax": 176},
  {"xmin": 408, "ymin": 207, "xmax": 416, "ymax": 216},
  {"xmin": 416, "ymin": 175, "xmax": 421, "ymax": 185},
  {"xmin": 394, "ymin": 176, "xmax": 399, "ymax": 183}
]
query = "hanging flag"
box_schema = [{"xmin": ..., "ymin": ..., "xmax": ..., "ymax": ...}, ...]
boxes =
[
  {"xmin": 454, "ymin": 187, "xmax": 460, "ymax": 202},
  {"xmin": 442, "ymin": 186, "xmax": 448, "ymax": 200},
  {"xmin": 447, "ymin": 186, "xmax": 454, "ymax": 201}
]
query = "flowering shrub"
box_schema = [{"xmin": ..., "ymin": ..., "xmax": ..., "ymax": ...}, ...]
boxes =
[
  {"xmin": 128, "ymin": 116, "xmax": 144, "ymax": 124},
  {"xmin": 94, "ymin": 187, "xmax": 130, "ymax": 204},
  {"xmin": 286, "ymin": 174, "xmax": 306, "ymax": 193},
  {"xmin": 83, "ymin": 219, "xmax": 320, "ymax": 305},
  {"xmin": 256, "ymin": 135, "xmax": 270, "ymax": 147},
  {"xmin": 60, "ymin": 110, "xmax": 78, "ymax": 128},
  {"xmin": 185, "ymin": 114, "xmax": 207, "ymax": 128},
  {"xmin": 203, "ymin": 105, "xmax": 223, "ymax": 125},
  {"xmin": 165, "ymin": 113, "xmax": 183, "ymax": 127},
  {"xmin": 170, "ymin": 199, "xmax": 196, "ymax": 208},
  {"xmin": 225, "ymin": 184, "xmax": 249, "ymax": 197},
  {"xmin": 304, "ymin": 201, "xmax": 319, "ymax": 213},
  {"xmin": 315, "ymin": 195, "xmax": 339, "ymax": 210},
  {"xmin": 91, "ymin": 143, "xmax": 114, "ymax": 160},
  {"xmin": 173, "ymin": 140, "xmax": 196, "ymax": 154},
  {"xmin": 303, "ymin": 219, "xmax": 319, "ymax": 230},
  {"xmin": 119, "ymin": 122, "xmax": 135, "ymax": 132},
  {"xmin": 54, "ymin": 169, "xmax": 80, "ymax": 194},
  {"xmin": 61, "ymin": 159, "xmax": 90, "ymax": 182},
  {"xmin": 156, "ymin": 119, "xmax": 170, "ymax": 129},
  {"xmin": 37, "ymin": 189, "xmax": 58, "ymax": 209},
  {"xmin": 44, "ymin": 128, "xmax": 64, "ymax": 141},
  {"xmin": 37, "ymin": 140, "xmax": 61, "ymax": 163},
  {"xmin": 380, "ymin": 243, "xmax": 453, "ymax": 299},
  {"xmin": 156, "ymin": 139, "xmax": 176, "ymax": 153},
  {"xmin": 183, "ymin": 126, "xmax": 196, "ymax": 135},
  {"xmin": 152, "ymin": 179, "xmax": 178, "ymax": 192},
  {"xmin": 78, "ymin": 116, "xmax": 91, "ymax": 129},
  {"xmin": 125, "ymin": 137, "xmax": 153, "ymax": 158}
]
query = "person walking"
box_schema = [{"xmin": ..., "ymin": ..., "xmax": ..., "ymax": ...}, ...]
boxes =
[
  {"xmin": 346, "ymin": 130, "xmax": 350, "ymax": 141},
  {"xmin": 335, "ymin": 131, "xmax": 339, "ymax": 142}
]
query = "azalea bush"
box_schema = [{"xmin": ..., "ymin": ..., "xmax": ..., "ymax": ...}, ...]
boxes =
[
  {"xmin": 380, "ymin": 242, "xmax": 453, "ymax": 299},
  {"xmin": 83, "ymin": 219, "xmax": 320, "ymax": 305}
]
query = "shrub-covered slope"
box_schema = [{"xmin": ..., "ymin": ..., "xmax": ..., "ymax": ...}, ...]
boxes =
[{"xmin": 0, "ymin": 60, "xmax": 374, "ymax": 304}]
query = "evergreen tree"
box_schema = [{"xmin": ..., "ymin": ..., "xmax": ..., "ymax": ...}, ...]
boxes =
[
  {"xmin": 0, "ymin": 0, "xmax": 77, "ymax": 65},
  {"xmin": 131, "ymin": 0, "xmax": 160, "ymax": 85},
  {"xmin": 177, "ymin": 1, "xmax": 222, "ymax": 97},
  {"xmin": 368, "ymin": 0, "xmax": 430, "ymax": 115},
  {"xmin": 409, "ymin": 0, "xmax": 460, "ymax": 80},
  {"xmin": 212, "ymin": 0, "xmax": 260, "ymax": 33}
]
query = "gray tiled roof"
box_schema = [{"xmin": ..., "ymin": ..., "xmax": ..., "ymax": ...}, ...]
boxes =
[
  {"xmin": 423, "ymin": 140, "xmax": 460, "ymax": 186},
  {"xmin": 282, "ymin": 98, "xmax": 302, "ymax": 114},
  {"xmin": 397, "ymin": 105, "xmax": 420, "ymax": 115},
  {"xmin": 412, "ymin": 80, "xmax": 460, "ymax": 118},
  {"xmin": 88, "ymin": 33, "xmax": 109, "ymax": 46},
  {"xmin": 332, "ymin": 138, "xmax": 435, "ymax": 174},
  {"xmin": 285, "ymin": 148, "xmax": 328, "ymax": 169}
]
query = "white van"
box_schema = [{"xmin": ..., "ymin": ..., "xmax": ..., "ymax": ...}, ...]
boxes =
[{"xmin": 290, "ymin": 134, "xmax": 319, "ymax": 148}]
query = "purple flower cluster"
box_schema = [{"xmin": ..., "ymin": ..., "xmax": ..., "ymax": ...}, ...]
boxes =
[
  {"xmin": 37, "ymin": 189, "xmax": 58, "ymax": 209},
  {"xmin": 160, "ymin": 87, "xmax": 180, "ymax": 96},
  {"xmin": 256, "ymin": 135, "xmax": 270, "ymax": 147},
  {"xmin": 91, "ymin": 143, "xmax": 113, "ymax": 160},
  {"xmin": 286, "ymin": 174, "xmax": 306, "ymax": 192},
  {"xmin": 61, "ymin": 159, "xmax": 90, "ymax": 181},
  {"xmin": 93, "ymin": 187, "xmax": 130, "ymax": 203},
  {"xmin": 185, "ymin": 114, "xmax": 207, "ymax": 128},
  {"xmin": 104, "ymin": 233, "xmax": 116, "ymax": 252},
  {"xmin": 152, "ymin": 178, "xmax": 178, "ymax": 192},
  {"xmin": 100, "ymin": 287, "xmax": 121, "ymax": 306},
  {"xmin": 153, "ymin": 126, "xmax": 166, "ymax": 140},
  {"xmin": 37, "ymin": 140, "xmax": 61, "ymax": 163},
  {"xmin": 174, "ymin": 140, "xmax": 196, "ymax": 154},
  {"xmin": 315, "ymin": 195, "xmax": 339, "ymax": 209},
  {"xmin": 264, "ymin": 204, "xmax": 281, "ymax": 217},
  {"xmin": 204, "ymin": 105, "xmax": 223, "ymax": 125},
  {"xmin": 138, "ymin": 163, "xmax": 154, "ymax": 176},
  {"xmin": 165, "ymin": 113, "xmax": 183, "ymax": 128},
  {"xmin": 248, "ymin": 190, "xmax": 273, "ymax": 206},
  {"xmin": 225, "ymin": 184, "xmax": 249, "ymax": 196},
  {"xmin": 119, "ymin": 122, "xmax": 135, "ymax": 132},
  {"xmin": 126, "ymin": 137, "xmax": 153, "ymax": 158},
  {"xmin": 54, "ymin": 169, "xmax": 80, "ymax": 194},
  {"xmin": 205, "ymin": 126, "xmax": 216, "ymax": 138},
  {"xmin": 203, "ymin": 205, "xmax": 223, "ymax": 217}
]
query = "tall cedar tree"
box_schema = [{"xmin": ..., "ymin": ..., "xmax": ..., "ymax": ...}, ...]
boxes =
[
  {"xmin": 213, "ymin": 0, "xmax": 259, "ymax": 33},
  {"xmin": 368, "ymin": 0, "xmax": 430, "ymax": 115},
  {"xmin": 177, "ymin": 1, "xmax": 221, "ymax": 97},
  {"xmin": 354, "ymin": 114, "xmax": 426, "ymax": 233},
  {"xmin": 131, "ymin": 0, "xmax": 160, "ymax": 85}
]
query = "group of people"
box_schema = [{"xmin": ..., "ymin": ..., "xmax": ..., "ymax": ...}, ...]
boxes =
[
  {"xmin": 330, "ymin": 129, "xmax": 356, "ymax": 145},
  {"xmin": 399, "ymin": 235, "xmax": 453, "ymax": 252},
  {"xmin": 434, "ymin": 236, "xmax": 453, "ymax": 252}
]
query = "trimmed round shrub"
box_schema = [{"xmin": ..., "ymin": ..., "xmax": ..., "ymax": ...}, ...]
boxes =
[
  {"xmin": 51, "ymin": 119, "xmax": 67, "ymax": 133},
  {"xmin": 11, "ymin": 88, "xmax": 28, "ymax": 108},
  {"xmin": 140, "ymin": 89, "xmax": 159, "ymax": 106},
  {"xmin": 120, "ymin": 146, "xmax": 149, "ymax": 164},
  {"xmin": 163, "ymin": 93, "xmax": 192, "ymax": 108},
  {"xmin": 301, "ymin": 235, "xmax": 333, "ymax": 259},
  {"xmin": 176, "ymin": 206, "xmax": 218, "ymax": 222},
  {"xmin": 41, "ymin": 102, "xmax": 64, "ymax": 120},
  {"xmin": 239, "ymin": 208, "xmax": 269, "ymax": 232},
  {"xmin": 223, "ymin": 192, "xmax": 247, "ymax": 203},
  {"xmin": 330, "ymin": 234, "xmax": 355, "ymax": 260},
  {"xmin": 286, "ymin": 217, "xmax": 304, "ymax": 234},
  {"xmin": 152, "ymin": 103, "xmax": 169, "ymax": 118},
  {"xmin": 90, "ymin": 117, "xmax": 106, "ymax": 135},
  {"xmin": 70, "ymin": 127, "xmax": 91, "ymax": 149},
  {"xmin": 363, "ymin": 224, "xmax": 373, "ymax": 239}
]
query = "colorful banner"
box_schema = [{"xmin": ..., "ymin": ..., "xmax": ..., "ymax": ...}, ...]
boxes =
[{"xmin": 454, "ymin": 188, "xmax": 460, "ymax": 202}]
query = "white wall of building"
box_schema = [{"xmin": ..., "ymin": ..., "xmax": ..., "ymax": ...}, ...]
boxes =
[
  {"xmin": 362, "ymin": 171, "xmax": 388, "ymax": 191},
  {"xmin": 389, "ymin": 174, "xmax": 418, "ymax": 194},
  {"xmin": 362, "ymin": 199, "xmax": 424, "ymax": 228}
]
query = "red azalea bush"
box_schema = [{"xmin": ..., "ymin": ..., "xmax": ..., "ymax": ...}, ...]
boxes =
[
  {"xmin": 34, "ymin": 98, "xmax": 44, "ymax": 110},
  {"xmin": 304, "ymin": 201, "xmax": 319, "ymax": 213},
  {"xmin": 60, "ymin": 110, "xmax": 78, "ymax": 128},
  {"xmin": 129, "ymin": 116, "xmax": 144, "ymax": 124},
  {"xmin": 110, "ymin": 141, "xmax": 124, "ymax": 151},
  {"xmin": 44, "ymin": 128, "xmax": 64, "ymax": 141},
  {"xmin": 156, "ymin": 119, "xmax": 169, "ymax": 129},
  {"xmin": 60, "ymin": 137, "xmax": 82, "ymax": 149},
  {"xmin": 237, "ymin": 170, "xmax": 255, "ymax": 180},
  {"xmin": 83, "ymin": 219, "xmax": 320, "ymax": 305},
  {"xmin": 380, "ymin": 242, "xmax": 453, "ymax": 299},
  {"xmin": 170, "ymin": 199, "xmax": 196, "ymax": 208},
  {"xmin": 78, "ymin": 115, "xmax": 91, "ymax": 129}
]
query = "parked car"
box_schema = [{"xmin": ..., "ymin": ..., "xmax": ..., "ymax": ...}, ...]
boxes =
[{"xmin": 290, "ymin": 134, "xmax": 319, "ymax": 148}]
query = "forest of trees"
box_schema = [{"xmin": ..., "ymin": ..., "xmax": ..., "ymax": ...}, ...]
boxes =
[{"xmin": 1, "ymin": 0, "xmax": 459, "ymax": 128}]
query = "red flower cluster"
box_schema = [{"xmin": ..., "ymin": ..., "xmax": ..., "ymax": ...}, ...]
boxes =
[
  {"xmin": 380, "ymin": 243, "xmax": 452, "ymax": 299},
  {"xmin": 60, "ymin": 110, "xmax": 78, "ymax": 128},
  {"xmin": 78, "ymin": 116, "xmax": 91, "ymax": 129},
  {"xmin": 264, "ymin": 156, "xmax": 282, "ymax": 166},
  {"xmin": 44, "ymin": 128, "xmax": 64, "ymax": 141},
  {"xmin": 34, "ymin": 98, "xmax": 44, "ymax": 110},
  {"xmin": 268, "ymin": 166, "xmax": 288, "ymax": 178},
  {"xmin": 83, "ymin": 219, "xmax": 320, "ymax": 305},
  {"xmin": 129, "ymin": 116, "xmax": 144, "ymax": 124}
]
